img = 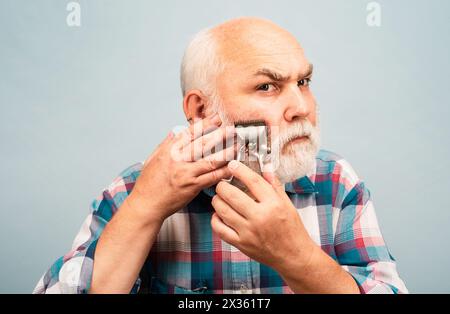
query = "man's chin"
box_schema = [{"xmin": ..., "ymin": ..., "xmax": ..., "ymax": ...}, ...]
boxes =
[{"xmin": 274, "ymin": 151, "xmax": 317, "ymax": 184}]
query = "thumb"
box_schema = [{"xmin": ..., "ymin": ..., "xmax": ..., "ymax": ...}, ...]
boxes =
[{"xmin": 262, "ymin": 162, "xmax": 284, "ymax": 194}]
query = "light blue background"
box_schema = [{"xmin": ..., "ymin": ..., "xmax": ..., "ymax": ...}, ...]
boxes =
[{"xmin": 1, "ymin": 0, "xmax": 449, "ymax": 293}]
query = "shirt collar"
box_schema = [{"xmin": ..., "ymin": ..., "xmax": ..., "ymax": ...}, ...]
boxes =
[
  {"xmin": 202, "ymin": 158, "xmax": 319, "ymax": 197},
  {"xmin": 284, "ymin": 175, "xmax": 318, "ymax": 194},
  {"xmin": 202, "ymin": 175, "xmax": 318, "ymax": 197}
]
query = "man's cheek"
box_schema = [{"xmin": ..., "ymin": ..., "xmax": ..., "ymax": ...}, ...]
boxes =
[{"xmin": 306, "ymin": 95, "xmax": 318, "ymax": 126}]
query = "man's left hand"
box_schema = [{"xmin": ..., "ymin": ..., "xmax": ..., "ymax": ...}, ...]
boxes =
[{"xmin": 211, "ymin": 160, "xmax": 316, "ymax": 274}]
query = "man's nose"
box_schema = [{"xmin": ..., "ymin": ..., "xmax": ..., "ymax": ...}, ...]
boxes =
[{"xmin": 283, "ymin": 85, "xmax": 310, "ymax": 122}]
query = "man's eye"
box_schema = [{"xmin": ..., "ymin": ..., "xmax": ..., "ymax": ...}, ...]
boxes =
[
  {"xmin": 298, "ymin": 78, "xmax": 311, "ymax": 87},
  {"xmin": 257, "ymin": 83, "xmax": 276, "ymax": 92}
]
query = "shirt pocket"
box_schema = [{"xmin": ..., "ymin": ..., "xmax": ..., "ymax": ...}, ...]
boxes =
[{"xmin": 149, "ymin": 276, "xmax": 209, "ymax": 294}]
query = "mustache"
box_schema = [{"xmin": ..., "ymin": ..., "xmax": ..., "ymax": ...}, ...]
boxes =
[
  {"xmin": 276, "ymin": 120, "xmax": 315, "ymax": 148},
  {"xmin": 211, "ymin": 100, "xmax": 318, "ymax": 149}
]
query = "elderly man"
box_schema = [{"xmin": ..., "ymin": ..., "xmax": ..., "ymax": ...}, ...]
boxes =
[{"xmin": 34, "ymin": 17, "xmax": 407, "ymax": 294}]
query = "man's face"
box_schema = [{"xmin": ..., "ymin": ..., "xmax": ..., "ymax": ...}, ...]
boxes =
[{"xmin": 210, "ymin": 32, "xmax": 320, "ymax": 183}]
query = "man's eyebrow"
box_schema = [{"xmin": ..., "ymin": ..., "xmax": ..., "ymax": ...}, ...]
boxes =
[
  {"xmin": 253, "ymin": 68, "xmax": 290, "ymax": 82},
  {"xmin": 300, "ymin": 64, "xmax": 313, "ymax": 80},
  {"xmin": 253, "ymin": 63, "xmax": 314, "ymax": 82}
]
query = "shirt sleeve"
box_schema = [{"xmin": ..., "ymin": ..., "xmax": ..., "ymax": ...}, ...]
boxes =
[
  {"xmin": 33, "ymin": 165, "xmax": 143, "ymax": 294},
  {"xmin": 333, "ymin": 180, "xmax": 408, "ymax": 294}
]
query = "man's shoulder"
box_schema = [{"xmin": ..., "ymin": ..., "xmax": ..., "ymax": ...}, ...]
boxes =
[
  {"xmin": 313, "ymin": 149, "xmax": 370, "ymax": 208},
  {"xmin": 117, "ymin": 162, "xmax": 144, "ymax": 180},
  {"xmin": 103, "ymin": 162, "xmax": 144, "ymax": 196},
  {"xmin": 314, "ymin": 149, "xmax": 360, "ymax": 187},
  {"xmin": 316, "ymin": 149, "xmax": 345, "ymax": 163},
  {"xmin": 87, "ymin": 162, "xmax": 144, "ymax": 212}
]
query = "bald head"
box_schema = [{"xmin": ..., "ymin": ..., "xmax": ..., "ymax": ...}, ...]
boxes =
[
  {"xmin": 211, "ymin": 17, "xmax": 303, "ymax": 62},
  {"xmin": 180, "ymin": 17, "xmax": 305, "ymax": 97}
]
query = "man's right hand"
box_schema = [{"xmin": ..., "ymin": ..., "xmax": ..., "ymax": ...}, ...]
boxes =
[
  {"xmin": 90, "ymin": 115, "xmax": 234, "ymax": 293},
  {"xmin": 127, "ymin": 113, "xmax": 235, "ymax": 223}
]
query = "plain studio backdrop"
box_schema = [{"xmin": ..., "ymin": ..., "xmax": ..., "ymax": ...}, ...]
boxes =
[{"xmin": 1, "ymin": 0, "xmax": 449, "ymax": 293}]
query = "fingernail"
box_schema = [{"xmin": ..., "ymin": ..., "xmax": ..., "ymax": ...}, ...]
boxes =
[{"xmin": 228, "ymin": 160, "xmax": 239, "ymax": 170}]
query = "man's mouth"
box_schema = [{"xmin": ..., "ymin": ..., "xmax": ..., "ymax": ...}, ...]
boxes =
[
  {"xmin": 281, "ymin": 135, "xmax": 310, "ymax": 153},
  {"xmin": 290, "ymin": 135, "xmax": 309, "ymax": 144}
]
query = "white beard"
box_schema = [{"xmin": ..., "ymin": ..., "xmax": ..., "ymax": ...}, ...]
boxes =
[
  {"xmin": 270, "ymin": 119, "xmax": 320, "ymax": 183},
  {"xmin": 211, "ymin": 94, "xmax": 321, "ymax": 184}
]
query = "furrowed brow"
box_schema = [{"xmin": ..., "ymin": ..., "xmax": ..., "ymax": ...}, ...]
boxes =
[
  {"xmin": 253, "ymin": 68, "xmax": 290, "ymax": 82},
  {"xmin": 253, "ymin": 63, "xmax": 314, "ymax": 82},
  {"xmin": 298, "ymin": 64, "xmax": 313, "ymax": 80}
]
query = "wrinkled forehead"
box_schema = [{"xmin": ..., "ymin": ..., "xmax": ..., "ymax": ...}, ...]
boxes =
[{"xmin": 216, "ymin": 32, "xmax": 310, "ymax": 85}]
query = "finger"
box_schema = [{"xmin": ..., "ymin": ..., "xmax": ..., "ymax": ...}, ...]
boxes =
[
  {"xmin": 194, "ymin": 164, "xmax": 232, "ymax": 188},
  {"xmin": 214, "ymin": 181, "xmax": 254, "ymax": 218},
  {"xmin": 181, "ymin": 125, "xmax": 235, "ymax": 161},
  {"xmin": 211, "ymin": 195, "xmax": 247, "ymax": 231},
  {"xmin": 200, "ymin": 125, "xmax": 235, "ymax": 159},
  {"xmin": 227, "ymin": 160, "xmax": 275, "ymax": 202},
  {"xmin": 211, "ymin": 212, "xmax": 240, "ymax": 245},
  {"xmin": 177, "ymin": 113, "xmax": 222, "ymax": 147},
  {"xmin": 262, "ymin": 162, "xmax": 285, "ymax": 195},
  {"xmin": 191, "ymin": 144, "xmax": 237, "ymax": 176}
]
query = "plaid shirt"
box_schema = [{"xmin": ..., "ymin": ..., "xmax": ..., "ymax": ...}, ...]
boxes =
[{"xmin": 33, "ymin": 149, "xmax": 408, "ymax": 294}]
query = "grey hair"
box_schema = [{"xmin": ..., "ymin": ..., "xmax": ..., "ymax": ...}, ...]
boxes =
[{"xmin": 180, "ymin": 27, "xmax": 225, "ymax": 98}]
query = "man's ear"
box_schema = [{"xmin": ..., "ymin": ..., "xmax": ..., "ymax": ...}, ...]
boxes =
[{"xmin": 183, "ymin": 90, "xmax": 208, "ymax": 124}]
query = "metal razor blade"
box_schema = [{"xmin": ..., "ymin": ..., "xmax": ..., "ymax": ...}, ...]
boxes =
[{"xmin": 225, "ymin": 120, "xmax": 271, "ymax": 193}]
